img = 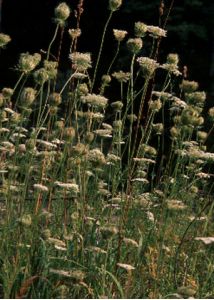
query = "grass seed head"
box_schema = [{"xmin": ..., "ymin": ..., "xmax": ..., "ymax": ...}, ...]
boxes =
[
  {"xmin": 33, "ymin": 183, "xmax": 49, "ymax": 193},
  {"xmin": 123, "ymin": 238, "xmax": 139, "ymax": 248},
  {"xmin": 117, "ymin": 263, "xmax": 135, "ymax": 271}
]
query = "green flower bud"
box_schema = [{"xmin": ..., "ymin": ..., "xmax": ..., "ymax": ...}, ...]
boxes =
[
  {"xmin": 109, "ymin": 0, "xmax": 123, "ymax": 12},
  {"xmin": 197, "ymin": 131, "xmax": 207, "ymax": 143},
  {"xmin": 153, "ymin": 123, "xmax": 164, "ymax": 135},
  {"xmin": 149, "ymin": 99, "xmax": 162, "ymax": 112},
  {"xmin": 102, "ymin": 75, "xmax": 111, "ymax": 84},
  {"xmin": 55, "ymin": 2, "xmax": 71, "ymax": 24},
  {"xmin": 63, "ymin": 127, "xmax": 76, "ymax": 141},
  {"xmin": 49, "ymin": 93, "xmax": 62, "ymax": 106},
  {"xmin": 33, "ymin": 68, "xmax": 49, "ymax": 85},
  {"xmin": 2, "ymin": 88, "xmax": 14, "ymax": 99},
  {"xmin": 170, "ymin": 126, "xmax": 180, "ymax": 139},
  {"xmin": 127, "ymin": 38, "xmax": 143, "ymax": 54},
  {"xmin": 166, "ymin": 53, "xmax": 179, "ymax": 65},
  {"xmin": 135, "ymin": 22, "xmax": 148, "ymax": 37},
  {"xmin": 0, "ymin": 33, "xmax": 11, "ymax": 48},
  {"xmin": 20, "ymin": 87, "xmax": 37, "ymax": 106},
  {"xmin": 85, "ymin": 132, "xmax": 94, "ymax": 143},
  {"xmin": 111, "ymin": 101, "xmax": 123, "ymax": 112}
]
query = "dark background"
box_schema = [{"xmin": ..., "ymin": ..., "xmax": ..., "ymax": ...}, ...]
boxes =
[{"xmin": 0, "ymin": 0, "xmax": 214, "ymax": 97}]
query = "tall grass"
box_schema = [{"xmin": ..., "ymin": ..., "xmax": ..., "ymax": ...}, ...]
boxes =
[{"xmin": 0, "ymin": 0, "xmax": 214, "ymax": 298}]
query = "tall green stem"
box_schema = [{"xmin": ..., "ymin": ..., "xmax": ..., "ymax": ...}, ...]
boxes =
[
  {"xmin": 107, "ymin": 41, "xmax": 120, "ymax": 75},
  {"xmin": 91, "ymin": 11, "xmax": 113, "ymax": 91},
  {"xmin": 47, "ymin": 24, "xmax": 60, "ymax": 61}
]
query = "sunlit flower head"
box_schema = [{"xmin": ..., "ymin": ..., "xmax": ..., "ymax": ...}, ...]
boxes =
[
  {"xmin": 69, "ymin": 52, "xmax": 92, "ymax": 71},
  {"xmin": 113, "ymin": 29, "xmax": 128, "ymax": 42},
  {"xmin": 147, "ymin": 25, "xmax": 167, "ymax": 39},
  {"xmin": 137, "ymin": 57, "xmax": 159, "ymax": 78}
]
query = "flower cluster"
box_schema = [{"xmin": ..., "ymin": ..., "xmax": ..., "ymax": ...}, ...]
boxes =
[
  {"xmin": 137, "ymin": 57, "xmax": 159, "ymax": 77},
  {"xmin": 81, "ymin": 94, "xmax": 108, "ymax": 109},
  {"xmin": 70, "ymin": 52, "xmax": 92, "ymax": 71},
  {"xmin": 113, "ymin": 29, "xmax": 128, "ymax": 42}
]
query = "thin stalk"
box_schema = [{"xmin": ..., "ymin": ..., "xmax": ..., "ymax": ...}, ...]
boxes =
[
  {"xmin": 53, "ymin": 26, "xmax": 65, "ymax": 92},
  {"xmin": 47, "ymin": 24, "xmax": 60, "ymax": 60},
  {"xmin": 13, "ymin": 72, "xmax": 25, "ymax": 92},
  {"xmin": 59, "ymin": 71, "xmax": 77, "ymax": 95},
  {"xmin": 131, "ymin": 77, "xmax": 150, "ymax": 157},
  {"xmin": 91, "ymin": 11, "xmax": 113, "ymax": 90},
  {"xmin": 107, "ymin": 41, "xmax": 120, "ymax": 75}
]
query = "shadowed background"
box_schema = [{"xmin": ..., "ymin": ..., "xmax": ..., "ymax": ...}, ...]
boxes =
[{"xmin": 0, "ymin": 0, "xmax": 213, "ymax": 109}]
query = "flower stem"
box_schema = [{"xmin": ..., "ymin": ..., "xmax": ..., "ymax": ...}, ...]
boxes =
[{"xmin": 91, "ymin": 11, "xmax": 113, "ymax": 91}]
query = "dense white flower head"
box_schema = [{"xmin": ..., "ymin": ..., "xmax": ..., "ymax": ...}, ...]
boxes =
[
  {"xmin": 69, "ymin": 52, "xmax": 92, "ymax": 71},
  {"xmin": 137, "ymin": 57, "xmax": 159, "ymax": 77},
  {"xmin": 147, "ymin": 25, "xmax": 167, "ymax": 38},
  {"xmin": 81, "ymin": 94, "xmax": 108, "ymax": 109}
]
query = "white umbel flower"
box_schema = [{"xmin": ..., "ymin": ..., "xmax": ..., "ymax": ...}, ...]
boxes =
[{"xmin": 81, "ymin": 93, "xmax": 108, "ymax": 109}]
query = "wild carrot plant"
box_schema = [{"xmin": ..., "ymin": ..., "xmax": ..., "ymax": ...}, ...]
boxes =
[{"xmin": 0, "ymin": 0, "xmax": 214, "ymax": 298}]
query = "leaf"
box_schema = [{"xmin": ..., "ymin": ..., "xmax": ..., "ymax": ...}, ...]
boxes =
[{"xmin": 104, "ymin": 270, "xmax": 125, "ymax": 299}]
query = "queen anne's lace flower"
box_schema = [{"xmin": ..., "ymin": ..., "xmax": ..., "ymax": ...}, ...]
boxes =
[{"xmin": 137, "ymin": 57, "xmax": 159, "ymax": 77}]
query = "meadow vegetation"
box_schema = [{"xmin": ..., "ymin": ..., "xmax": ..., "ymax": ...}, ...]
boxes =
[{"xmin": 0, "ymin": 0, "xmax": 214, "ymax": 298}]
